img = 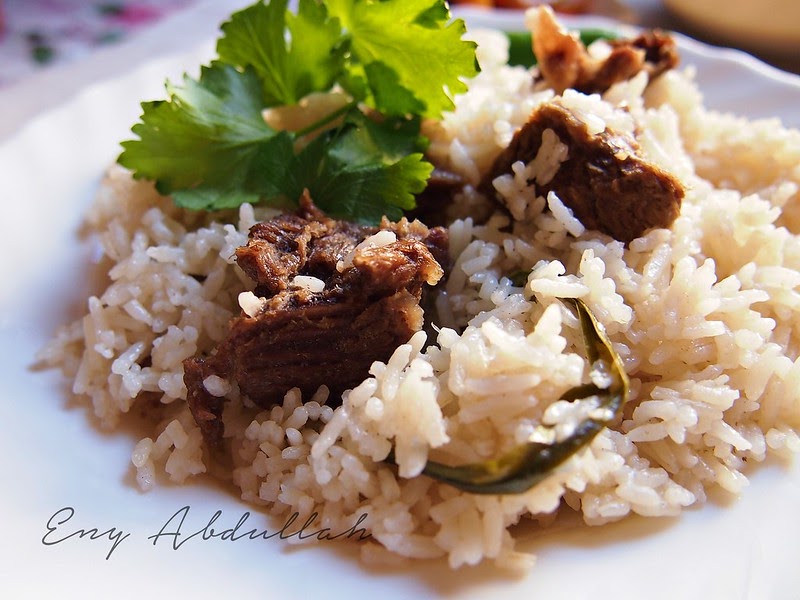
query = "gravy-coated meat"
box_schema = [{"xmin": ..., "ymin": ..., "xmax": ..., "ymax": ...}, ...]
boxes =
[
  {"xmin": 532, "ymin": 6, "xmax": 679, "ymax": 94},
  {"xmin": 184, "ymin": 193, "xmax": 448, "ymax": 445},
  {"xmin": 482, "ymin": 102, "xmax": 684, "ymax": 243}
]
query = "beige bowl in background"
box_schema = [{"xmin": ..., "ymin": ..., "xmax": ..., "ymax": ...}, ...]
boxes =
[{"xmin": 664, "ymin": 0, "xmax": 800, "ymax": 55}]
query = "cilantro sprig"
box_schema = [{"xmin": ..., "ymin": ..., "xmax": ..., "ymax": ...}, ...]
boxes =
[{"xmin": 118, "ymin": 0, "xmax": 477, "ymax": 223}]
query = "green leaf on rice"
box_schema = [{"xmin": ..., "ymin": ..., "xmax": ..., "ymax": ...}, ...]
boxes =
[
  {"xmin": 403, "ymin": 298, "xmax": 629, "ymax": 495},
  {"xmin": 117, "ymin": 0, "xmax": 477, "ymax": 224}
]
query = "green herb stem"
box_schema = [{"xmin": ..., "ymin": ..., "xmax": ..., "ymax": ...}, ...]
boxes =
[{"xmin": 294, "ymin": 100, "xmax": 359, "ymax": 138}]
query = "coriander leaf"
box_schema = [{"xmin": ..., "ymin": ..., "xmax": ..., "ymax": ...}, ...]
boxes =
[
  {"xmin": 216, "ymin": 0, "xmax": 344, "ymax": 106},
  {"xmin": 172, "ymin": 187, "xmax": 259, "ymax": 211},
  {"xmin": 317, "ymin": 153, "xmax": 432, "ymax": 223},
  {"xmin": 118, "ymin": 62, "xmax": 290, "ymax": 203},
  {"xmin": 280, "ymin": 115, "xmax": 432, "ymax": 223},
  {"xmin": 412, "ymin": 0, "xmax": 450, "ymax": 26},
  {"xmin": 363, "ymin": 62, "xmax": 425, "ymax": 118},
  {"xmin": 169, "ymin": 129, "xmax": 297, "ymax": 211},
  {"xmin": 329, "ymin": 111, "xmax": 427, "ymax": 163},
  {"xmin": 118, "ymin": 0, "xmax": 477, "ymax": 223},
  {"xmin": 325, "ymin": 0, "xmax": 478, "ymax": 118}
]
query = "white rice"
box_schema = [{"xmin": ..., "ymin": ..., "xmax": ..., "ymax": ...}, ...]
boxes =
[{"xmin": 38, "ymin": 21, "xmax": 800, "ymax": 572}]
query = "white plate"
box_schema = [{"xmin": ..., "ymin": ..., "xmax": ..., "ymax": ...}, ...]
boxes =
[{"xmin": 1, "ymin": 6, "xmax": 799, "ymax": 600}]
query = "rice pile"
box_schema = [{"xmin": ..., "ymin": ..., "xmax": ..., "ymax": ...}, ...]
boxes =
[{"xmin": 39, "ymin": 22, "xmax": 800, "ymax": 570}]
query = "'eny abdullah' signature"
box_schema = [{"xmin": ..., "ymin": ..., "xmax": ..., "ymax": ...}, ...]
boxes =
[{"xmin": 42, "ymin": 505, "xmax": 371, "ymax": 560}]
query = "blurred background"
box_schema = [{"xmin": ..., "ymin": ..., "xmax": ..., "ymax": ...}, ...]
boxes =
[
  {"xmin": 0, "ymin": 0, "xmax": 198, "ymax": 87},
  {"xmin": 0, "ymin": 0, "xmax": 797, "ymax": 90}
]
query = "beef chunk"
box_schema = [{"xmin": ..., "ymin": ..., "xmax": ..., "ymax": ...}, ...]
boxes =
[
  {"xmin": 482, "ymin": 101, "xmax": 684, "ymax": 243},
  {"xmin": 532, "ymin": 6, "xmax": 679, "ymax": 95},
  {"xmin": 408, "ymin": 167, "xmax": 466, "ymax": 228},
  {"xmin": 184, "ymin": 193, "xmax": 448, "ymax": 445}
]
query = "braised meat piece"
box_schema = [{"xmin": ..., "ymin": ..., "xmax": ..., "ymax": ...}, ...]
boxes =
[
  {"xmin": 184, "ymin": 193, "xmax": 448, "ymax": 445},
  {"xmin": 408, "ymin": 167, "xmax": 467, "ymax": 228},
  {"xmin": 532, "ymin": 6, "xmax": 679, "ymax": 94},
  {"xmin": 482, "ymin": 101, "xmax": 684, "ymax": 243}
]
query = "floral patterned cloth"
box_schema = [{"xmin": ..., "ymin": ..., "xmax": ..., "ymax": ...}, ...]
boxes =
[{"xmin": 0, "ymin": 0, "xmax": 199, "ymax": 87}]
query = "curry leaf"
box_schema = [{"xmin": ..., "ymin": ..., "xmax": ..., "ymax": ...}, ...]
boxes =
[{"xmin": 411, "ymin": 298, "xmax": 629, "ymax": 495}]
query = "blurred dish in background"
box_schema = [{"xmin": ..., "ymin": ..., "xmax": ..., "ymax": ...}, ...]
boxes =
[
  {"xmin": 449, "ymin": 0, "xmax": 636, "ymax": 21},
  {"xmin": 449, "ymin": 0, "xmax": 593, "ymax": 11},
  {"xmin": 664, "ymin": 0, "xmax": 800, "ymax": 56}
]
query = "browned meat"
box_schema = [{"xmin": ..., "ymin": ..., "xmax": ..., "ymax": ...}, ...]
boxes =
[
  {"xmin": 482, "ymin": 102, "xmax": 684, "ymax": 243},
  {"xmin": 184, "ymin": 193, "xmax": 448, "ymax": 446},
  {"xmin": 532, "ymin": 6, "xmax": 679, "ymax": 95},
  {"xmin": 408, "ymin": 167, "xmax": 466, "ymax": 228}
]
